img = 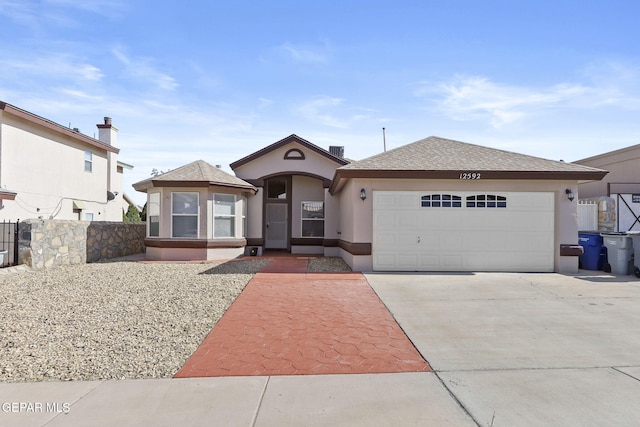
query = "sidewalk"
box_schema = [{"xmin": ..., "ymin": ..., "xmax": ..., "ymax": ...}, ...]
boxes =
[{"xmin": 0, "ymin": 372, "xmax": 473, "ymax": 426}]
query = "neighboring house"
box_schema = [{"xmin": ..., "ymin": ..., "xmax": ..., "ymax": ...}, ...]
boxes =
[
  {"xmin": 0, "ymin": 101, "xmax": 129, "ymax": 222},
  {"xmin": 575, "ymin": 144, "xmax": 640, "ymax": 231},
  {"xmin": 134, "ymin": 134, "xmax": 607, "ymax": 273}
]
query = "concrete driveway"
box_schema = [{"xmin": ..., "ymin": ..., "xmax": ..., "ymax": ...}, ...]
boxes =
[{"xmin": 366, "ymin": 272, "xmax": 640, "ymax": 427}]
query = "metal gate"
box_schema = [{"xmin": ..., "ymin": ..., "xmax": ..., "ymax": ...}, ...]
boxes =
[{"xmin": 0, "ymin": 220, "xmax": 19, "ymax": 268}]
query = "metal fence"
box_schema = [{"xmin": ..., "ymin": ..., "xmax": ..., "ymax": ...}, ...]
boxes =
[{"xmin": 0, "ymin": 220, "xmax": 19, "ymax": 268}]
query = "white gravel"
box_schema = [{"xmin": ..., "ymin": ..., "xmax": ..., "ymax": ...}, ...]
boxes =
[
  {"xmin": 0, "ymin": 257, "xmax": 351, "ymax": 383},
  {"xmin": 0, "ymin": 259, "xmax": 268, "ymax": 382}
]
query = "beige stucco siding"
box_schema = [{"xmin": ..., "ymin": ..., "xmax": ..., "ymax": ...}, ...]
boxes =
[
  {"xmin": 576, "ymin": 148, "xmax": 639, "ymax": 199},
  {"xmin": 291, "ymin": 175, "xmax": 324, "ymax": 239},
  {"xmin": 0, "ymin": 114, "xmax": 119, "ymax": 220},
  {"xmin": 0, "ymin": 112, "xmax": 122, "ymax": 221},
  {"xmin": 233, "ymin": 141, "xmax": 339, "ymax": 181}
]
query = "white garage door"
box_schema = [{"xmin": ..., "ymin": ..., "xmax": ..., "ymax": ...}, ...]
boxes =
[{"xmin": 372, "ymin": 191, "xmax": 555, "ymax": 272}]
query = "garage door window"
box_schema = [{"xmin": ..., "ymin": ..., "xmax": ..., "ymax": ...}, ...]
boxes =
[
  {"xmin": 466, "ymin": 195, "xmax": 507, "ymax": 208},
  {"xmin": 421, "ymin": 194, "xmax": 462, "ymax": 208}
]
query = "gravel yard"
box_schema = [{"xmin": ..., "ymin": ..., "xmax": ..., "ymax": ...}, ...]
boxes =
[{"xmin": 0, "ymin": 257, "xmax": 350, "ymax": 383}]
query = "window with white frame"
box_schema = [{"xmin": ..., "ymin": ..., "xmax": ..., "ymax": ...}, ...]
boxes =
[
  {"xmin": 172, "ymin": 192, "xmax": 199, "ymax": 238},
  {"xmin": 84, "ymin": 150, "xmax": 93, "ymax": 172},
  {"xmin": 241, "ymin": 196, "xmax": 247, "ymax": 237},
  {"xmin": 148, "ymin": 192, "xmax": 160, "ymax": 237},
  {"xmin": 213, "ymin": 194, "xmax": 236, "ymax": 237},
  {"xmin": 85, "ymin": 212, "xmax": 94, "ymax": 221},
  {"xmin": 301, "ymin": 201, "xmax": 324, "ymax": 237}
]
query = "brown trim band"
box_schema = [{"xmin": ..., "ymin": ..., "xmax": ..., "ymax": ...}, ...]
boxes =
[
  {"xmin": 330, "ymin": 169, "xmax": 609, "ymax": 194},
  {"xmin": 245, "ymin": 172, "xmax": 332, "ymax": 188},
  {"xmin": 338, "ymin": 240, "xmax": 372, "ymax": 255},
  {"xmin": 148, "ymin": 180, "xmax": 256, "ymax": 192},
  {"xmin": 560, "ymin": 244, "xmax": 584, "ymax": 257},
  {"xmin": 246, "ymin": 238, "xmax": 265, "ymax": 246},
  {"xmin": 144, "ymin": 238, "xmax": 247, "ymax": 248},
  {"xmin": 323, "ymin": 239, "xmax": 339, "ymax": 247}
]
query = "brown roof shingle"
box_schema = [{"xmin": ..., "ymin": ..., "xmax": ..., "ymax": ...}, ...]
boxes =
[
  {"xmin": 133, "ymin": 160, "xmax": 256, "ymax": 192},
  {"xmin": 330, "ymin": 136, "xmax": 608, "ymax": 194}
]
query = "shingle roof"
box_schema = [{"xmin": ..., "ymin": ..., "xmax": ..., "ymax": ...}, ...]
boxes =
[
  {"xmin": 133, "ymin": 160, "xmax": 256, "ymax": 192},
  {"xmin": 330, "ymin": 136, "xmax": 608, "ymax": 194},
  {"xmin": 342, "ymin": 136, "xmax": 603, "ymax": 172}
]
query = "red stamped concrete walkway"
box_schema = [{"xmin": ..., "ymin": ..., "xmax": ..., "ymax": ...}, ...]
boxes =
[{"xmin": 174, "ymin": 257, "xmax": 430, "ymax": 377}]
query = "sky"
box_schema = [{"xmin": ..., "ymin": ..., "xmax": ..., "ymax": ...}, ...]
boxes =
[{"xmin": 1, "ymin": 0, "xmax": 640, "ymax": 206}]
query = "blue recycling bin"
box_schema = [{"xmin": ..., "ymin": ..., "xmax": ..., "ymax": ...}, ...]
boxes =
[{"xmin": 578, "ymin": 232, "xmax": 606, "ymax": 270}]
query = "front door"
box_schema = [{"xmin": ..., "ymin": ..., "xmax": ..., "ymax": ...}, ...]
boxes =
[{"xmin": 265, "ymin": 203, "xmax": 288, "ymax": 248}]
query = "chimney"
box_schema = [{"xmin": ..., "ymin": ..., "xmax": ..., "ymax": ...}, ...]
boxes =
[
  {"xmin": 329, "ymin": 146, "xmax": 344, "ymax": 158},
  {"xmin": 97, "ymin": 116, "xmax": 118, "ymax": 147},
  {"xmin": 96, "ymin": 117, "xmax": 119, "ymax": 199}
]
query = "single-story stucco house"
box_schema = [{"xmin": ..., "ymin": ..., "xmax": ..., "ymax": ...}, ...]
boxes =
[{"xmin": 133, "ymin": 134, "xmax": 607, "ymax": 274}]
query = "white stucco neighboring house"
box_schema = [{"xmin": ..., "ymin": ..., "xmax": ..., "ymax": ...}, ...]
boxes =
[
  {"xmin": 134, "ymin": 134, "xmax": 608, "ymax": 273},
  {"xmin": 0, "ymin": 101, "xmax": 131, "ymax": 221}
]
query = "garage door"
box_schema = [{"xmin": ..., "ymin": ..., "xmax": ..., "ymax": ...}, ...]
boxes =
[{"xmin": 372, "ymin": 191, "xmax": 554, "ymax": 272}]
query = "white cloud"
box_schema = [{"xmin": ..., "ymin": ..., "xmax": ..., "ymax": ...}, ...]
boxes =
[
  {"xmin": 279, "ymin": 42, "xmax": 329, "ymax": 64},
  {"xmin": 294, "ymin": 96, "xmax": 378, "ymax": 130},
  {"xmin": 421, "ymin": 64, "xmax": 640, "ymax": 128},
  {"xmin": 422, "ymin": 76, "xmax": 590, "ymax": 128},
  {"xmin": 112, "ymin": 48, "xmax": 179, "ymax": 91},
  {"xmin": 0, "ymin": 1, "xmax": 37, "ymax": 25},
  {"xmin": 1, "ymin": 54, "xmax": 104, "ymax": 81},
  {"xmin": 258, "ymin": 97, "xmax": 274, "ymax": 109},
  {"xmin": 44, "ymin": 0, "xmax": 127, "ymax": 17},
  {"xmin": 296, "ymin": 96, "xmax": 349, "ymax": 128}
]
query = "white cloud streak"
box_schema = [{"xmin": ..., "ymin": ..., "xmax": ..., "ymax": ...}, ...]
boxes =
[
  {"xmin": 296, "ymin": 96, "xmax": 349, "ymax": 128},
  {"xmin": 422, "ymin": 65, "xmax": 640, "ymax": 128},
  {"xmin": 112, "ymin": 48, "xmax": 179, "ymax": 91},
  {"xmin": 280, "ymin": 42, "xmax": 329, "ymax": 64},
  {"xmin": 1, "ymin": 55, "xmax": 104, "ymax": 81}
]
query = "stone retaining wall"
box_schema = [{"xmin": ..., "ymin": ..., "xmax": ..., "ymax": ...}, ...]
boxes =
[
  {"xmin": 19, "ymin": 219, "xmax": 145, "ymax": 270},
  {"xmin": 86, "ymin": 222, "xmax": 146, "ymax": 263}
]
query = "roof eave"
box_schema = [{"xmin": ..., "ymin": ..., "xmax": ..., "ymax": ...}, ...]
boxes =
[
  {"xmin": 230, "ymin": 134, "xmax": 349, "ymax": 169},
  {"xmin": 143, "ymin": 180, "xmax": 257, "ymax": 193},
  {"xmin": 1, "ymin": 102, "xmax": 120, "ymax": 154},
  {"xmin": 329, "ymin": 169, "xmax": 609, "ymax": 195}
]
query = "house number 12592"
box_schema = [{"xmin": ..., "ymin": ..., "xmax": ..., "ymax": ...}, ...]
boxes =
[{"xmin": 460, "ymin": 172, "xmax": 481, "ymax": 180}]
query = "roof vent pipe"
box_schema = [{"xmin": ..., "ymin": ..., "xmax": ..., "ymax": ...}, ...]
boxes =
[{"xmin": 382, "ymin": 127, "xmax": 387, "ymax": 152}]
